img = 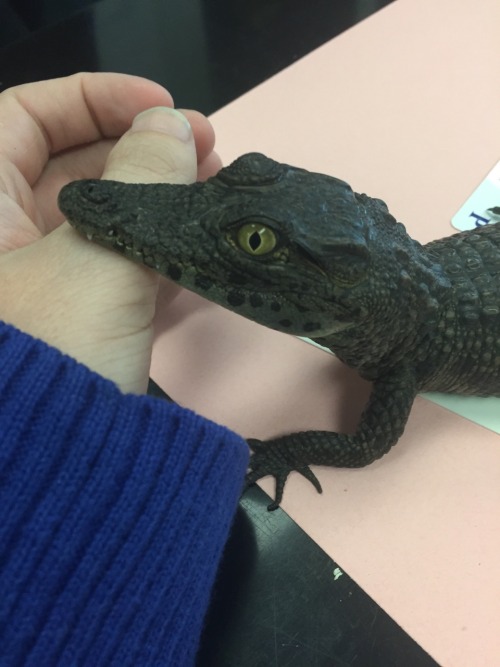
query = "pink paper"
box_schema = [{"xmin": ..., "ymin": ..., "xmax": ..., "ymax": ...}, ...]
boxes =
[{"xmin": 151, "ymin": 0, "xmax": 500, "ymax": 664}]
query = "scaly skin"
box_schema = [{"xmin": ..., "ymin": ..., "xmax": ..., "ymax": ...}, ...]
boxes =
[{"xmin": 58, "ymin": 153, "xmax": 500, "ymax": 509}]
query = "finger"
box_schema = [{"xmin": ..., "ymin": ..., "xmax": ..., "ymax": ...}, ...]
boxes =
[
  {"xmin": 179, "ymin": 109, "xmax": 217, "ymax": 166},
  {"xmin": 0, "ymin": 72, "xmax": 174, "ymax": 185},
  {"xmin": 197, "ymin": 151, "xmax": 223, "ymax": 182},
  {"xmin": 102, "ymin": 107, "xmax": 198, "ymax": 185}
]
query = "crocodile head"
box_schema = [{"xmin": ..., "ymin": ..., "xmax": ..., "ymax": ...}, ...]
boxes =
[{"xmin": 58, "ymin": 153, "xmax": 430, "ymax": 341}]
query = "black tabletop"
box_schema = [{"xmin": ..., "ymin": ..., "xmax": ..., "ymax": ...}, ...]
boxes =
[{"xmin": 1, "ymin": 2, "xmax": 440, "ymax": 665}]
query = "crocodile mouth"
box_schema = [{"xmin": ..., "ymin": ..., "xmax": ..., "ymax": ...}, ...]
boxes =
[{"xmin": 82, "ymin": 230, "xmax": 174, "ymax": 275}]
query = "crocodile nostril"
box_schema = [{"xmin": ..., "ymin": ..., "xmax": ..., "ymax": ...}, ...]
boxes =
[{"xmin": 84, "ymin": 182, "xmax": 110, "ymax": 205}]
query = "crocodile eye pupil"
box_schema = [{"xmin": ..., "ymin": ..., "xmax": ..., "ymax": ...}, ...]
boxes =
[
  {"xmin": 237, "ymin": 223, "xmax": 276, "ymax": 256},
  {"xmin": 249, "ymin": 232, "xmax": 261, "ymax": 250}
]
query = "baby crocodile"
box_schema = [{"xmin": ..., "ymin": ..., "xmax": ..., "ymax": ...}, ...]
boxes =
[{"xmin": 58, "ymin": 153, "xmax": 500, "ymax": 510}]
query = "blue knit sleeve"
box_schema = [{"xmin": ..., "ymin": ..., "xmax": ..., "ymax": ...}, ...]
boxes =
[{"xmin": 0, "ymin": 321, "xmax": 249, "ymax": 666}]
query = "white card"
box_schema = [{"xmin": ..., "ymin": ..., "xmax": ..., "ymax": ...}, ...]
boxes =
[{"xmin": 451, "ymin": 160, "xmax": 500, "ymax": 231}]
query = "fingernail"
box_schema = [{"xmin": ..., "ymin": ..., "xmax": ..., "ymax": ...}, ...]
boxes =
[{"xmin": 131, "ymin": 107, "xmax": 192, "ymax": 142}]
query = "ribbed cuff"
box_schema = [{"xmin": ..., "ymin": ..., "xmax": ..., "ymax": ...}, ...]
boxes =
[{"xmin": 0, "ymin": 321, "xmax": 249, "ymax": 666}]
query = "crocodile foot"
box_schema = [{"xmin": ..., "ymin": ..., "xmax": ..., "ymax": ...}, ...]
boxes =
[{"xmin": 245, "ymin": 437, "xmax": 322, "ymax": 511}]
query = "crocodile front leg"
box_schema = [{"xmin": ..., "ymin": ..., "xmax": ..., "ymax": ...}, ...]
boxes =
[{"xmin": 246, "ymin": 367, "xmax": 418, "ymax": 510}]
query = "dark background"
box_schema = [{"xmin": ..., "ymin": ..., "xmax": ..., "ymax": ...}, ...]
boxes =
[
  {"xmin": 0, "ymin": 2, "xmax": 441, "ymax": 665},
  {"xmin": 1, "ymin": 0, "xmax": 394, "ymax": 114}
]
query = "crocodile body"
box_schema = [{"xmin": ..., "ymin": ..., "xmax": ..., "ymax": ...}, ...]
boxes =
[{"xmin": 58, "ymin": 153, "xmax": 500, "ymax": 509}]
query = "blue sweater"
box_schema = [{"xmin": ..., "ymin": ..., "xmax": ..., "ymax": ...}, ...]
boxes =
[{"xmin": 0, "ymin": 321, "xmax": 249, "ymax": 666}]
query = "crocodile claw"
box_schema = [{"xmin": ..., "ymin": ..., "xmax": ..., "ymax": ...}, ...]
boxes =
[{"xmin": 246, "ymin": 438, "xmax": 322, "ymax": 511}]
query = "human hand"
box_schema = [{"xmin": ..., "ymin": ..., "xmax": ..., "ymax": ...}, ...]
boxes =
[{"xmin": 0, "ymin": 72, "xmax": 222, "ymax": 392}]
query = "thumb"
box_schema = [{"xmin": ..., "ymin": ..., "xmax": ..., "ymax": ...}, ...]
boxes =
[
  {"xmin": 99, "ymin": 105, "xmax": 198, "ymax": 307},
  {"xmin": 105, "ymin": 107, "xmax": 200, "ymax": 315},
  {"xmin": 103, "ymin": 106, "xmax": 198, "ymax": 184}
]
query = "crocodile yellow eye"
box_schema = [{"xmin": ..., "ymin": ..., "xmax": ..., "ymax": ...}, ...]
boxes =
[{"xmin": 237, "ymin": 223, "xmax": 277, "ymax": 256}]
